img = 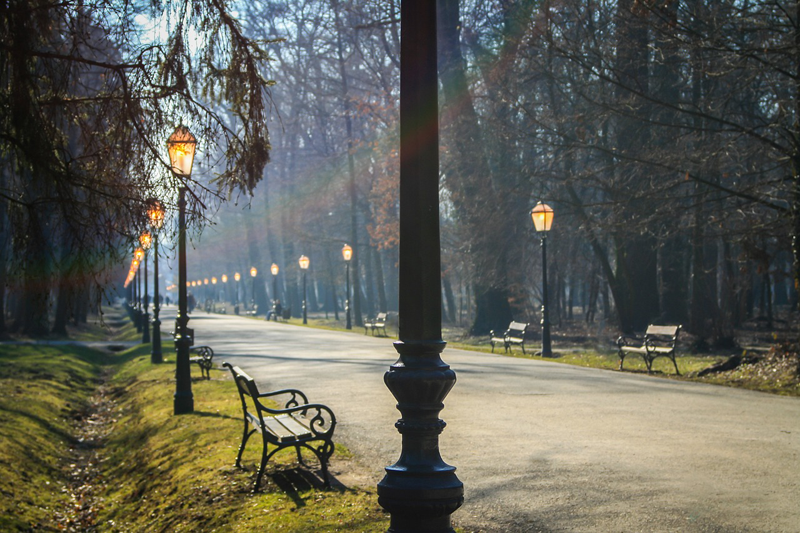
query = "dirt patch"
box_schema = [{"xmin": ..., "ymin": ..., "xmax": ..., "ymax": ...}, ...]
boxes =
[{"xmin": 53, "ymin": 368, "xmax": 118, "ymax": 531}]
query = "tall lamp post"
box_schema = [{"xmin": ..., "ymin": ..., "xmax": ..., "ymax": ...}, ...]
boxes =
[
  {"xmin": 139, "ymin": 232, "xmax": 152, "ymax": 344},
  {"xmin": 234, "ymin": 272, "xmax": 241, "ymax": 314},
  {"xmin": 342, "ymin": 244, "xmax": 352, "ymax": 330},
  {"xmin": 376, "ymin": 2, "xmax": 463, "ymax": 530},
  {"xmin": 211, "ymin": 277, "xmax": 217, "ymax": 302},
  {"xmin": 167, "ymin": 125, "xmax": 197, "ymax": 415},
  {"xmin": 148, "ymin": 200, "xmax": 165, "ymax": 363},
  {"xmin": 531, "ymin": 201, "xmax": 554, "ymax": 358},
  {"xmin": 250, "ymin": 267, "xmax": 257, "ymax": 311},
  {"xmin": 270, "ymin": 263, "xmax": 279, "ymax": 320},
  {"xmin": 298, "ymin": 255, "xmax": 310, "ymax": 324},
  {"xmin": 221, "ymin": 274, "xmax": 228, "ymax": 306},
  {"xmin": 130, "ymin": 257, "xmax": 140, "ymax": 325},
  {"xmin": 134, "ymin": 247, "xmax": 145, "ymax": 332}
]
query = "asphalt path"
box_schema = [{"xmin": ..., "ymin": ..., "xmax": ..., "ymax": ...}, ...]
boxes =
[{"xmin": 169, "ymin": 310, "xmax": 799, "ymax": 532}]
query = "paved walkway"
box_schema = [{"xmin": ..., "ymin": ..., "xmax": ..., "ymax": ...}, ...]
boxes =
[{"xmin": 170, "ymin": 311, "xmax": 799, "ymax": 532}]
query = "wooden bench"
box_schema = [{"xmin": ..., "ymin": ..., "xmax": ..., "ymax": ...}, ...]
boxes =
[
  {"xmin": 617, "ymin": 325, "xmax": 682, "ymax": 375},
  {"xmin": 490, "ymin": 321, "xmax": 529, "ymax": 354},
  {"xmin": 189, "ymin": 345, "xmax": 214, "ymax": 379},
  {"xmin": 222, "ymin": 363, "xmax": 336, "ymax": 491},
  {"xmin": 363, "ymin": 312, "xmax": 388, "ymax": 336}
]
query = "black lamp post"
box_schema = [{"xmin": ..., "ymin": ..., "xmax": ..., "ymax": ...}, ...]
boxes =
[
  {"xmin": 140, "ymin": 232, "xmax": 152, "ymax": 344},
  {"xmin": 250, "ymin": 267, "xmax": 257, "ymax": 311},
  {"xmin": 299, "ymin": 255, "xmax": 309, "ymax": 324},
  {"xmin": 167, "ymin": 125, "xmax": 197, "ymax": 415},
  {"xmin": 376, "ymin": 2, "xmax": 463, "ymax": 531},
  {"xmin": 342, "ymin": 244, "xmax": 352, "ymax": 330},
  {"xmin": 270, "ymin": 263, "xmax": 279, "ymax": 320},
  {"xmin": 130, "ymin": 257, "xmax": 140, "ymax": 326},
  {"xmin": 148, "ymin": 201, "xmax": 165, "ymax": 363},
  {"xmin": 211, "ymin": 277, "xmax": 217, "ymax": 303},
  {"xmin": 221, "ymin": 274, "xmax": 228, "ymax": 306},
  {"xmin": 234, "ymin": 272, "xmax": 241, "ymax": 314},
  {"xmin": 531, "ymin": 201, "xmax": 554, "ymax": 358},
  {"xmin": 135, "ymin": 247, "xmax": 144, "ymax": 333}
]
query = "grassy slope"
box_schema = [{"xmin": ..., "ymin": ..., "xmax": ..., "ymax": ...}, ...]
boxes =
[
  {"xmin": 0, "ymin": 344, "xmax": 110, "ymax": 530},
  {"xmin": 0, "ymin": 342, "xmax": 388, "ymax": 532},
  {"xmin": 101, "ymin": 345, "xmax": 388, "ymax": 532}
]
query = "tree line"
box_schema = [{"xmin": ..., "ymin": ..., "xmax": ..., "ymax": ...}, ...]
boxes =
[
  {"xmin": 2, "ymin": 1, "xmax": 795, "ymax": 343},
  {"xmin": 187, "ymin": 0, "xmax": 795, "ymax": 344},
  {"xmin": 0, "ymin": 0, "xmax": 273, "ymax": 336}
]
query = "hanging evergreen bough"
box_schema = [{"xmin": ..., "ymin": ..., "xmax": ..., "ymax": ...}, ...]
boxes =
[{"xmin": 0, "ymin": 1, "xmax": 277, "ymax": 334}]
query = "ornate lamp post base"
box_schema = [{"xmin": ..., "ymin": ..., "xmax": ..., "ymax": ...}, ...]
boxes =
[{"xmin": 378, "ymin": 341, "xmax": 463, "ymax": 532}]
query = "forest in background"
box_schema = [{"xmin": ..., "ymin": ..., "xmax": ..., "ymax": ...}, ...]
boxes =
[
  {"xmin": 184, "ymin": 0, "xmax": 798, "ymax": 342},
  {"xmin": 2, "ymin": 1, "xmax": 798, "ymax": 344}
]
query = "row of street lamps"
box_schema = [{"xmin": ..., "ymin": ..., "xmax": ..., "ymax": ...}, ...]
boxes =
[
  {"xmin": 186, "ymin": 243, "xmax": 355, "ymax": 327},
  {"xmin": 122, "ymin": 117, "xmax": 554, "ymax": 533}
]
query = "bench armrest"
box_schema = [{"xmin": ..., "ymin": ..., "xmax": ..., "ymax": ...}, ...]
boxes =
[
  {"xmin": 616, "ymin": 335, "xmax": 641, "ymax": 348},
  {"xmin": 257, "ymin": 388, "xmax": 310, "ymax": 409},
  {"xmin": 255, "ymin": 402, "xmax": 337, "ymax": 437}
]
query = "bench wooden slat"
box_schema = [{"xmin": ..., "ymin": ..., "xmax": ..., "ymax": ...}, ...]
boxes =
[
  {"xmin": 275, "ymin": 414, "xmax": 313, "ymax": 439},
  {"xmin": 645, "ymin": 325, "xmax": 679, "ymax": 337},
  {"xmin": 262, "ymin": 417, "xmax": 296, "ymax": 442}
]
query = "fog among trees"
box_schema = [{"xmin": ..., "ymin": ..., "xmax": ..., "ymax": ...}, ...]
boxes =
[{"xmin": 2, "ymin": 0, "xmax": 797, "ymax": 343}]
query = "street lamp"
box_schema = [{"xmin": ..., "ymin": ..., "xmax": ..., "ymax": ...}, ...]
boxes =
[
  {"xmin": 167, "ymin": 124, "xmax": 197, "ymax": 415},
  {"xmin": 148, "ymin": 200, "xmax": 165, "ymax": 364},
  {"xmin": 250, "ymin": 267, "xmax": 257, "ymax": 311},
  {"xmin": 270, "ymin": 263, "xmax": 279, "ymax": 320},
  {"xmin": 298, "ymin": 255, "xmax": 310, "ymax": 324},
  {"xmin": 234, "ymin": 271, "xmax": 241, "ymax": 314},
  {"xmin": 139, "ymin": 232, "xmax": 152, "ymax": 344},
  {"xmin": 342, "ymin": 244, "xmax": 352, "ymax": 330},
  {"xmin": 134, "ymin": 247, "xmax": 145, "ymax": 333},
  {"xmin": 211, "ymin": 277, "xmax": 217, "ymax": 302},
  {"xmin": 531, "ymin": 201, "xmax": 554, "ymax": 358},
  {"xmin": 131, "ymin": 256, "xmax": 140, "ymax": 328},
  {"xmin": 376, "ymin": 4, "xmax": 463, "ymax": 530}
]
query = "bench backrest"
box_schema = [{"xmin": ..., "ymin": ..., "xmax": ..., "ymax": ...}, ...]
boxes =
[
  {"xmin": 375, "ymin": 312, "xmax": 387, "ymax": 322},
  {"xmin": 223, "ymin": 363, "xmax": 269, "ymax": 425},
  {"xmin": 223, "ymin": 363, "xmax": 259, "ymax": 398},
  {"xmin": 644, "ymin": 324, "xmax": 681, "ymax": 344},
  {"xmin": 507, "ymin": 321, "xmax": 529, "ymax": 336}
]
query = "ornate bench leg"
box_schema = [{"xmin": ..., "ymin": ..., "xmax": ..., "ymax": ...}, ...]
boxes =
[
  {"xmin": 236, "ymin": 428, "xmax": 256, "ymax": 468},
  {"xmin": 671, "ymin": 355, "xmax": 681, "ymax": 376},
  {"xmin": 618, "ymin": 351, "xmax": 625, "ymax": 371},
  {"xmin": 254, "ymin": 442, "xmax": 269, "ymax": 492}
]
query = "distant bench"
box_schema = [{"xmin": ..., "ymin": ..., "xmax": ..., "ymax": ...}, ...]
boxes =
[
  {"xmin": 617, "ymin": 324, "xmax": 682, "ymax": 375},
  {"xmin": 363, "ymin": 312, "xmax": 388, "ymax": 336},
  {"xmin": 189, "ymin": 345, "xmax": 214, "ymax": 379},
  {"xmin": 490, "ymin": 321, "xmax": 529, "ymax": 355},
  {"xmin": 223, "ymin": 363, "xmax": 336, "ymax": 490}
]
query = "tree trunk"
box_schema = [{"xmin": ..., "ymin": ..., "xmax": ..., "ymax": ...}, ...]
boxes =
[
  {"xmin": 333, "ymin": 0, "xmax": 363, "ymax": 327},
  {"xmin": 374, "ymin": 247, "xmax": 388, "ymax": 313},
  {"xmin": 21, "ymin": 206, "xmax": 50, "ymax": 336},
  {"xmin": 438, "ymin": 0, "xmax": 512, "ymax": 335}
]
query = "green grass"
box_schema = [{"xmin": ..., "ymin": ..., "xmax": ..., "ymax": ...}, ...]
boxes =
[
  {"xmin": 0, "ymin": 339, "xmax": 389, "ymax": 531},
  {"xmin": 0, "ymin": 344, "xmax": 111, "ymax": 530},
  {"xmin": 102, "ymin": 345, "xmax": 389, "ymax": 531}
]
